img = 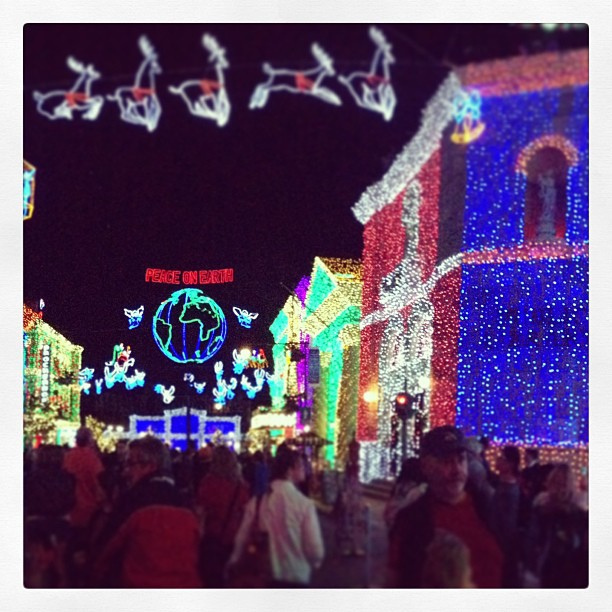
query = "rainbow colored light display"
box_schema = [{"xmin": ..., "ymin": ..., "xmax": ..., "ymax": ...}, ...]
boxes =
[{"xmin": 269, "ymin": 258, "xmax": 362, "ymax": 467}]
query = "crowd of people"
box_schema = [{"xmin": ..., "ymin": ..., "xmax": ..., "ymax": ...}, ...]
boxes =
[
  {"xmin": 23, "ymin": 424, "xmax": 588, "ymax": 589},
  {"xmin": 384, "ymin": 426, "xmax": 588, "ymax": 588},
  {"xmin": 24, "ymin": 428, "xmax": 323, "ymax": 588}
]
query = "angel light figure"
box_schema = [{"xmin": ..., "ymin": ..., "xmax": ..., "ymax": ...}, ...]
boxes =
[
  {"xmin": 232, "ymin": 307, "xmax": 259, "ymax": 329},
  {"xmin": 168, "ymin": 34, "xmax": 231, "ymax": 127}
]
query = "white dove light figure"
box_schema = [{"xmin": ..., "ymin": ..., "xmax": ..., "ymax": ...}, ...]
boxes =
[
  {"xmin": 107, "ymin": 36, "xmax": 162, "ymax": 132},
  {"xmin": 338, "ymin": 26, "xmax": 396, "ymax": 121},
  {"xmin": 168, "ymin": 33, "xmax": 231, "ymax": 127},
  {"xmin": 33, "ymin": 56, "xmax": 104, "ymax": 121},
  {"xmin": 249, "ymin": 43, "xmax": 341, "ymax": 110},
  {"xmin": 232, "ymin": 307, "xmax": 259, "ymax": 329}
]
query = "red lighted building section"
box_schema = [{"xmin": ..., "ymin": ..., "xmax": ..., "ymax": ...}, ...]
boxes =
[
  {"xmin": 417, "ymin": 150, "xmax": 441, "ymax": 283},
  {"xmin": 357, "ymin": 194, "xmax": 406, "ymax": 442},
  {"xmin": 430, "ymin": 266, "xmax": 462, "ymax": 427}
]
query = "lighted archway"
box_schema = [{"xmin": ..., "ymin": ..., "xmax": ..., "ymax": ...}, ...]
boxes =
[{"xmin": 516, "ymin": 135, "xmax": 579, "ymax": 243}]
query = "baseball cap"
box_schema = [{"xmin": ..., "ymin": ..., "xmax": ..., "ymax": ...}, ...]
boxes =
[{"xmin": 420, "ymin": 426, "xmax": 469, "ymax": 458}]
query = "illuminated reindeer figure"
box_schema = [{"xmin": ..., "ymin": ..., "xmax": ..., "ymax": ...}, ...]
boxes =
[
  {"xmin": 168, "ymin": 34, "xmax": 231, "ymax": 127},
  {"xmin": 32, "ymin": 56, "xmax": 104, "ymax": 121},
  {"xmin": 338, "ymin": 26, "xmax": 396, "ymax": 121},
  {"xmin": 249, "ymin": 43, "xmax": 341, "ymax": 109},
  {"xmin": 107, "ymin": 36, "xmax": 162, "ymax": 132}
]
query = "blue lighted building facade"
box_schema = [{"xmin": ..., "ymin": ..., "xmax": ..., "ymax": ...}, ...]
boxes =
[{"xmin": 454, "ymin": 52, "xmax": 588, "ymax": 446}]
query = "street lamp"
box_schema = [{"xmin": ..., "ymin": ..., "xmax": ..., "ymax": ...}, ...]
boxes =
[
  {"xmin": 395, "ymin": 384, "xmax": 428, "ymax": 463},
  {"xmin": 394, "ymin": 393, "xmax": 412, "ymax": 464},
  {"xmin": 363, "ymin": 388, "xmax": 379, "ymax": 404}
]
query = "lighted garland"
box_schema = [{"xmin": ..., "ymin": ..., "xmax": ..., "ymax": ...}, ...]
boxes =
[
  {"xmin": 516, "ymin": 134, "xmax": 579, "ymax": 175},
  {"xmin": 457, "ymin": 49, "xmax": 588, "ymax": 98}
]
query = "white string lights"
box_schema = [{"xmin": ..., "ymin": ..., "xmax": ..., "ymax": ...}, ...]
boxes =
[
  {"xmin": 351, "ymin": 73, "xmax": 463, "ymax": 224},
  {"xmin": 240, "ymin": 368, "xmax": 266, "ymax": 399}
]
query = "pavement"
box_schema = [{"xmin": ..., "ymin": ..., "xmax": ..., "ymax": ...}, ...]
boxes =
[{"xmin": 310, "ymin": 497, "xmax": 389, "ymax": 589}]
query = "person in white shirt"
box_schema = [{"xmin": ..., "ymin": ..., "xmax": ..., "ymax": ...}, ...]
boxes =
[{"xmin": 228, "ymin": 446, "xmax": 325, "ymax": 587}]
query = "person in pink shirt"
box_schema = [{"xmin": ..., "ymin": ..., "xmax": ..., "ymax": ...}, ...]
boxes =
[{"xmin": 62, "ymin": 427, "xmax": 106, "ymax": 529}]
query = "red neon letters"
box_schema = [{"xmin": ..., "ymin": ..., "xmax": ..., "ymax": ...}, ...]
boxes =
[{"xmin": 145, "ymin": 267, "xmax": 234, "ymax": 285}]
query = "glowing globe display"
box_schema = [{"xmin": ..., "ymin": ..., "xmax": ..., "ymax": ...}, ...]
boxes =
[{"xmin": 152, "ymin": 288, "xmax": 227, "ymax": 364}]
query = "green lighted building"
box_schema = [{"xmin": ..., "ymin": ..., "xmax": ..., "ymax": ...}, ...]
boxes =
[
  {"xmin": 23, "ymin": 304, "xmax": 83, "ymax": 443},
  {"xmin": 269, "ymin": 257, "xmax": 362, "ymax": 467}
]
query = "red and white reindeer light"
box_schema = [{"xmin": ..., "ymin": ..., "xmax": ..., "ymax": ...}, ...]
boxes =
[
  {"xmin": 107, "ymin": 36, "xmax": 162, "ymax": 132},
  {"xmin": 168, "ymin": 34, "xmax": 231, "ymax": 127},
  {"xmin": 33, "ymin": 56, "xmax": 104, "ymax": 121}
]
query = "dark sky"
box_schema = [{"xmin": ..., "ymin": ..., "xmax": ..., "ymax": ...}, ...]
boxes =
[{"xmin": 23, "ymin": 23, "xmax": 588, "ymax": 398}]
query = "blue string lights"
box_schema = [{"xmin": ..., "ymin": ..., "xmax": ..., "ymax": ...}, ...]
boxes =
[{"xmin": 456, "ymin": 258, "xmax": 588, "ymax": 445}]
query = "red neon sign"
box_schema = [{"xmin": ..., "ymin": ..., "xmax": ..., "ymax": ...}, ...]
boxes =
[{"xmin": 145, "ymin": 267, "xmax": 234, "ymax": 285}]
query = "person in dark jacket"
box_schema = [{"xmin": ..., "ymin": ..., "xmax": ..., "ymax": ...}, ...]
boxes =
[
  {"xmin": 527, "ymin": 463, "xmax": 588, "ymax": 588},
  {"xmin": 24, "ymin": 444, "xmax": 76, "ymax": 587},
  {"xmin": 387, "ymin": 426, "xmax": 503, "ymax": 588}
]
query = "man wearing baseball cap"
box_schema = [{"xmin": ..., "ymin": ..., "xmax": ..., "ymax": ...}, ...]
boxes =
[{"xmin": 387, "ymin": 425, "xmax": 503, "ymax": 588}]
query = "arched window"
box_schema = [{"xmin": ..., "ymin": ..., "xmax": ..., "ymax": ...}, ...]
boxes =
[{"xmin": 516, "ymin": 135, "xmax": 579, "ymax": 243}]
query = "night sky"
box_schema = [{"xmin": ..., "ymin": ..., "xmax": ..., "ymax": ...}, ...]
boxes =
[{"xmin": 23, "ymin": 23, "xmax": 588, "ymax": 412}]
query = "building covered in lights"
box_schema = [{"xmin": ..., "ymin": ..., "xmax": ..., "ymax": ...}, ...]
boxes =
[
  {"xmin": 269, "ymin": 257, "xmax": 362, "ymax": 467},
  {"xmin": 352, "ymin": 49, "xmax": 588, "ymax": 480},
  {"xmin": 23, "ymin": 304, "xmax": 84, "ymax": 445}
]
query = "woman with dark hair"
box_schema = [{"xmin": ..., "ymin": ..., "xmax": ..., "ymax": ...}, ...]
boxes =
[
  {"xmin": 383, "ymin": 457, "xmax": 426, "ymax": 530},
  {"xmin": 490, "ymin": 445, "xmax": 523, "ymax": 587},
  {"xmin": 228, "ymin": 446, "xmax": 324, "ymax": 587},
  {"xmin": 196, "ymin": 445, "xmax": 250, "ymax": 587},
  {"xmin": 527, "ymin": 463, "xmax": 588, "ymax": 588}
]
